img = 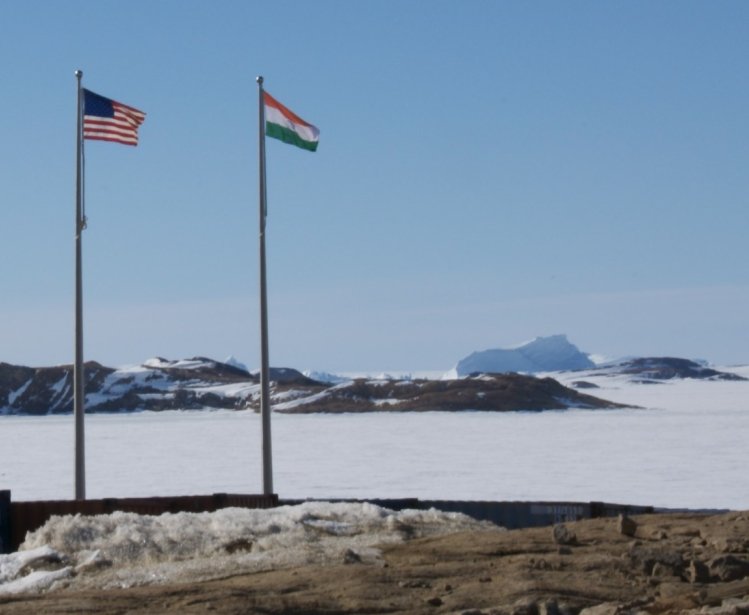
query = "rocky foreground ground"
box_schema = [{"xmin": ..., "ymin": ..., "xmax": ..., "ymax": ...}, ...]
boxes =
[{"xmin": 2, "ymin": 510, "xmax": 748, "ymax": 614}]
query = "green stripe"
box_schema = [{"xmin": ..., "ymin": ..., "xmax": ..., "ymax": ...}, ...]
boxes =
[{"xmin": 266, "ymin": 122, "xmax": 318, "ymax": 152}]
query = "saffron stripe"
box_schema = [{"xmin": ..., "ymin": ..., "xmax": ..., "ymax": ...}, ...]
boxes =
[{"xmin": 263, "ymin": 92, "xmax": 313, "ymax": 128}]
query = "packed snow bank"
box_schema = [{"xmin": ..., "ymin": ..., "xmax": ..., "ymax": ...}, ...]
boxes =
[
  {"xmin": 0, "ymin": 546, "xmax": 71, "ymax": 594},
  {"xmin": 1, "ymin": 502, "xmax": 499, "ymax": 594}
]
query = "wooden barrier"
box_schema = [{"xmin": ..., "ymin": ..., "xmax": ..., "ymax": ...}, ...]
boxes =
[{"xmin": 5, "ymin": 493, "xmax": 278, "ymax": 553}]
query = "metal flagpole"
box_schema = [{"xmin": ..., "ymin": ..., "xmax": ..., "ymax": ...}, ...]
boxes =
[
  {"xmin": 256, "ymin": 75, "xmax": 273, "ymax": 495},
  {"xmin": 74, "ymin": 69, "xmax": 86, "ymax": 500}
]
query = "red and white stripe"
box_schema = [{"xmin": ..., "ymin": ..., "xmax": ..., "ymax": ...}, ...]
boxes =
[{"xmin": 84, "ymin": 101, "xmax": 146, "ymax": 146}]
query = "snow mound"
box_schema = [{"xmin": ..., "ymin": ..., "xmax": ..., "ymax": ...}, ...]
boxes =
[
  {"xmin": 5, "ymin": 502, "xmax": 499, "ymax": 593},
  {"xmin": 454, "ymin": 335, "xmax": 594, "ymax": 376}
]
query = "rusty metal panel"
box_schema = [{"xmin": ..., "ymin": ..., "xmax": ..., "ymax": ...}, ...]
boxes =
[
  {"xmin": 9, "ymin": 499, "xmax": 102, "ymax": 552},
  {"xmin": 222, "ymin": 494, "xmax": 279, "ymax": 509}
]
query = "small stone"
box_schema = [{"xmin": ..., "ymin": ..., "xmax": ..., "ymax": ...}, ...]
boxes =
[
  {"xmin": 686, "ymin": 559, "xmax": 710, "ymax": 584},
  {"xmin": 399, "ymin": 579, "xmax": 431, "ymax": 589},
  {"xmin": 510, "ymin": 598, "xmax": 540, "ymax": 615},
  {"xmin": 651, "ymin": 562, "xmax": 678, "ymax": 578},
  {"xmin": 650, "ymin": 530, "xmax": 668, "ymax": 540},
  {"xmin": 537, "ymin": 600, "xmax": 562, "ymax": 615},
  {"xmin": 618, "ymin": 513, "xmax": 637, "ymax": 537},
  {"xmin": 578, "ymin": 604, "xmax": 622, "ymax": 615},
  {"xmin": 721, "ymin": 597, "xmax": 749, "ymax": 610},
  {"xmin": 426, "ymin": 596, "xmax": 443, "ymax": 607},
  {"xmin": 707, "ymin": 554, "xmax": 749, "ymax": 582},
  {"xmin": 552, "ymin": 523, "xmax": 577, "ymax": 546},
  {"xmin": 657, "ymin": 581, "xmax": 690, "ymax": 599}
]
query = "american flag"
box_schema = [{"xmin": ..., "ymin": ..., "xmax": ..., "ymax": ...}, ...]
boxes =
[{"xmin": 82, "ymin": 89, "xmax": 146, "ymax": 146}]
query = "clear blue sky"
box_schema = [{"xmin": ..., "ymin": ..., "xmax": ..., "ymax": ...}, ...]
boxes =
[{"xmin": 1, "ymin": 0, "xmax": 747, "ymax": 371}]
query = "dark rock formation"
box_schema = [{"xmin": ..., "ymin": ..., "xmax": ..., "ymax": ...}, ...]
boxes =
[
  {"xmin": 610, "ymin": 357, "xmax": 745, "ymax": 381},
  {"xmin": 0, "ymin": 362, "xmax": 114, "ymax": 415},
  {"xmin": 275, "ymin": 373, "xmax": 630, "ymax": 414}
]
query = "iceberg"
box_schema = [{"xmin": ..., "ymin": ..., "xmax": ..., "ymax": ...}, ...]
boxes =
[{"xmin": 454, "ymin": 335, "xmax": 594, "ymax": 376}]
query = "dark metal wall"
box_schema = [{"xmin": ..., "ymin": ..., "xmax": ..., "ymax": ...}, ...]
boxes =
[
  {"xmin": 419, "ymin": 499, "xmax": 655, "ymax": 529},
  {"xmin": 280, "ymin": 498, "xmax": 656, "ymax": 530},
  {"xmin": 2, "ymin": 492, "xmax": 659, "ymax": 554}
]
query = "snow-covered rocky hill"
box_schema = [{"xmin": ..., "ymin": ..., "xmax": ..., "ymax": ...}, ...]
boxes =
[
  {"xmin": 0, "ymin": 356, "xmax": 628, "ymax": 415},
  {"xmin": 0, "ymin": 358, "xmax": 323, "ymax": 415},
  {"xmin": 562, "ymin": 356, "xmax": 747, "ymax": 387},
  {"xmin": 2, "ymin": 340, "xmax": 744, "ymax": 415}
]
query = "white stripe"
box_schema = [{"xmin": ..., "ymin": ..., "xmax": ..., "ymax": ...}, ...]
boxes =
[
  {"xmin": 83, "ymin": 131, "xmax": 138, "ymax": 144},
  {"xmin": 83, "ymin": 129, "xmax": 138, "ymax": 142},
  {"xmin": 265, "ymin": 105, "xmax": 319, "ymax": 143},
  {"xmin": 83, "ymin": 124, "xmax": 138, "ymax": 141},
  {"xmin": 85, "ymin": 118, "xmax": 138, "ymax": 132},
  {"xmin": 113, "ymin": 104, "xmax": 145, "ymax": 123}
]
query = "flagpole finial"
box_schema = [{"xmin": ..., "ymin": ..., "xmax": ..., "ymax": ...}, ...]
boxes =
[
  {"xmin": 75, "ymin": 70, "xmax": 82, "ymax": 80},
  {"xmin": 256, "ymin": 75, "xmax": 264, "ymax": 86}
]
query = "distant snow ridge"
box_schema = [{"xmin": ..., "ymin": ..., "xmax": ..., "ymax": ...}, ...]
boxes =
[{"xmin": 454, "ymin": 335, "xmax": 594, "ymax": 376}]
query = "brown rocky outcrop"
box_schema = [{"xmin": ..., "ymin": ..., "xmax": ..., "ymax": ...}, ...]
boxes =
[{"xmin": 275, "ymin": 373, "xmax": 630, "ymax": 414}]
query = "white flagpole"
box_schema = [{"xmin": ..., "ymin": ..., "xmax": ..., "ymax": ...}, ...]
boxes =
[
  {"xmin": 256, "ymin": 75, "xmax": 273, "ymax": 495},
  {"xmin": 74, "ymin": 69, "xmax": 86, "ymax": 500}
]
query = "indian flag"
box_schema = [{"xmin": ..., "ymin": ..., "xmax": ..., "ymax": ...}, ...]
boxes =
[{"xmin": 263, "ymin": 91, "xmax": 320, "ymax": 152}]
